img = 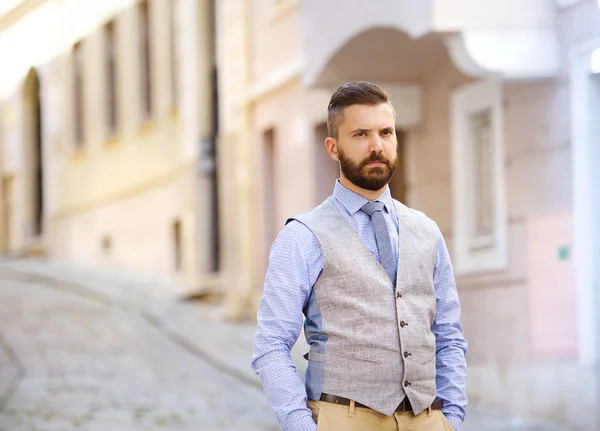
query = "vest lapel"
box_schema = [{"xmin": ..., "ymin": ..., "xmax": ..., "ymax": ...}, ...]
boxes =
[{"xmin": 324, "ymin": 197, "xmax": 397, "ymax": 289}]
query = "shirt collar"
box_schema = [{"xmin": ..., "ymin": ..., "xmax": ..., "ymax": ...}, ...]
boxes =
[{"xmin": 333, "ymin": 179, "xmax": 394, "ymax": 215}]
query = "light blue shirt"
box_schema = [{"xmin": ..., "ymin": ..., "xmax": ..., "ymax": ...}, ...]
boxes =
[{"xmin": 252, "ymin": 180, "xmax": 468, "ymax": 431}]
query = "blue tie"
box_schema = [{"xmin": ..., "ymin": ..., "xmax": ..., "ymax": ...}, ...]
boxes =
[{"xmin": 360, "ymin": 201, "xmax": 397, "ymax": 285}]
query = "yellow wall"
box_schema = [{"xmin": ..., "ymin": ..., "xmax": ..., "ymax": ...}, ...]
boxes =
[
  {"xmin": 53, "ymin": 0, "xmax": 191, "ymax": 218},
  {"xmin": 0, "ymin": 103, "xmax": 5, "ymax": 253},
  {"xmin": 0, "ymin": 0, "xmax": 215, "ymax": 290}
]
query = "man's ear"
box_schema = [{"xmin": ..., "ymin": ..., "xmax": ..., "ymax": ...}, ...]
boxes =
[{"xmin": 325, "ymin": 137, "xmax": 339, "ymax": 162}]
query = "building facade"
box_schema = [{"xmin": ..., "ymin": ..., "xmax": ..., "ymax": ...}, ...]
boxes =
[
  {"xmin": 217, "ymin": 0, "xmax": 600, "ymax": 429},
  {"xmin": 0, "ymin": 0, "xmax": 218, "ymax": 293}
]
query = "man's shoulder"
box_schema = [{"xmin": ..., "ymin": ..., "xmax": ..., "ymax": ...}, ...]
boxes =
[
  {"xmin": 266, "ymin": 219, "xmax": 320, "ymax": 266},
  {"xmin": 391, "ymin": 198, "xmax": 441, "ymax": 234},
  {"xmin": 285, "ymin": 197, "xmax": 335, "ymax": 227},
  {"xmin": 280, "ymin": 217, "xmax": 316, "ymax": 242},
  {"xmin": 391, "ymin": 198, "xmax": 433, "ymax": 221}
]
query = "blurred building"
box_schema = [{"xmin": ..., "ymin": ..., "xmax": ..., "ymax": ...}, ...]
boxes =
[
  {"xmin": 0, "ymin": 0, "xmax": 218, "ymax": 293},
  {"xmin": 217, "ymin": 0, "xmax": 600, "ymax": 429}
]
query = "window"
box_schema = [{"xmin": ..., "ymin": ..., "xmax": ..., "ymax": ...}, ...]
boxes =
[
  {"xmin": 451, "ymin": 79, "xmax": 507, "ymax": 275},
  {"xmin": 138, "ymin": 0, "xmax": 152, "ymax": 119},
  {"xmin": 470, "ymin": 108, "xmax": 494, "ymax": 248},
  {"xmin": 104, "ymin": 21, "xmax": 118, "ymax": 134},
  {"xmin": 172, "ymin": 219, "xmax": 182, "ymax": 271},
  {"xmin": 72, "ymin": 42, "xmax": 84, "ymax": 147},
  {"xmin": 168, "ymin": 0, "xmax": 178, "ymax": 110},
  {"xmin": 262, "ymin": 128, "xmax": 277, "ymax": 255},
  {"xmin": 101, "ymin": 235, "xmax": 112, "ymax": 254}
]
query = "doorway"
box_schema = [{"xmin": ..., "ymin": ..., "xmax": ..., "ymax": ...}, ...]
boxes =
[
  {"xmin": 2, "ymin": 176, "xmax": 14, "ymax": 253},
  {"xmin": 172, "ymin": 219, "xmax": 183, "ymax": 272},
  {"xmin": 23, "ymin": 68, "xmax": 44, "ymax": 237},
  {"xmin": 262, "ymin": 128, "xmax": 277, "ymax": 257},
  {"xmin": 389, "ymin": 129, "xmax": 407, "ymax": 204}
]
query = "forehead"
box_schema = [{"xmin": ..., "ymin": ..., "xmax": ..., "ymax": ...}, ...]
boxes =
[{"xmin": 338, "ymin": 103, "xmax": 395, "ymax": 131}]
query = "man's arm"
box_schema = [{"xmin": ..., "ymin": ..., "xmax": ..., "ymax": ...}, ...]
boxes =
[
  {"xmin": 432, "ymin": 228, "xmax": 468, "ymax": 431},
  {"xmin": 251, "ymin": 221, "xmax": 322, "ymax": 431}
]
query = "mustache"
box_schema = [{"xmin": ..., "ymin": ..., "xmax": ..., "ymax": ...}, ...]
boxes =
[{"xmin": 360, "ymin": 153, "xmax": 390, "ymax": 168}]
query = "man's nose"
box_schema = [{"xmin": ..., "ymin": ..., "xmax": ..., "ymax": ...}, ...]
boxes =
[{"xmin": 369, "ymin": 135, "xmax": 384, "ymax": 152}]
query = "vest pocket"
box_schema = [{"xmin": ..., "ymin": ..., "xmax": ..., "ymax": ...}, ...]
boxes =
[
  {"xmin": 420, "ymin": 353, "xmax": 436, "ymax": 366},
  {"xmin": 330, "ymin": 351, "xmax": 383, "ymax": 365}
]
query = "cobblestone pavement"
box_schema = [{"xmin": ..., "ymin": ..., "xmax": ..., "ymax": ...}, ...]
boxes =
[
  {"xmin": 0, "ymin": 267, "xmax": 277, "ymax": 431},
  {"xmin": 0, "ymin": 259, "xmax": 573, "ymax": 431}
]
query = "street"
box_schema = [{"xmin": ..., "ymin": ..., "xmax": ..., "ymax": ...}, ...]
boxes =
[
  {"xmin": 0, "ymin": 260, "xmax": 570, "ymax": 431},
  {"xmin": 0, "ymin": 266, "xmax": 277, "ymax": 431}
]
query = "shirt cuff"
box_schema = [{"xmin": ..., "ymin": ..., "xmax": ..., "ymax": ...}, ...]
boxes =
[
  {"xmin": 285, "ymin": 414, "xmax": 317, "ymax": 431},
  {"xmin": 445, "ymin": 414, "xmax": 463, "ymax": 431}
]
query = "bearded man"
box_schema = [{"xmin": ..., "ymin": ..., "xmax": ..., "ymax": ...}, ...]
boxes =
[{"xmin": 252, "ymin": 81, "xmax": 468, "ymax": 431}]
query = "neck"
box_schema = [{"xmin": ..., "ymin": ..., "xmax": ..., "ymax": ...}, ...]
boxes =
[{"xmin": 339, "ymin": 175, "xmax": 386, "ymax": 201}]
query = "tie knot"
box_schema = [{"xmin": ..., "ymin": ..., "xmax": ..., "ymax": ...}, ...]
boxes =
[{"xmin": 360, "ymin": 201, "xmax": 385, "ymax": 217}]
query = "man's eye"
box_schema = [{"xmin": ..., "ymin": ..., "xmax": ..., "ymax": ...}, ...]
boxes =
[
  {"xmin": 355, "ymin": 132, "xmax": 365, "ymax": 137},
  {"xmin": 382, "ymin": 130, "xmax": 392, "ymax": 135}
]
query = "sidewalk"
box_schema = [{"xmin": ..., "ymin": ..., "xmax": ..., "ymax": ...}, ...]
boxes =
[
  {"xmin": 0, "ymin": 258, "xmax": 296, "ymax": 389},
  {"xmin": 0, "ymin": 258, "xmax": 572, "ymax": 431}
]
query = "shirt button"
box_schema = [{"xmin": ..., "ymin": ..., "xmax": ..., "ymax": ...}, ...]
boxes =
[
  {"xmin": 404, "ymin": 351, "xmax": 412, "ymax": 358},
  {"xmin": 400, "ymin": 321, "xmax": 407, "ymax": 328}
]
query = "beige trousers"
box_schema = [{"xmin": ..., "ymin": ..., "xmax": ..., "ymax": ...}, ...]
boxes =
[{"xmin": 307, "ymin": 399, "xmax": 455, "ymax": 431}]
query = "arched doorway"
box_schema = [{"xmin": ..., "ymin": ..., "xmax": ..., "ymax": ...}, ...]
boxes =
[{"xmin": 23, "ymin": 68, "xmax": 44, "ymax": 237}]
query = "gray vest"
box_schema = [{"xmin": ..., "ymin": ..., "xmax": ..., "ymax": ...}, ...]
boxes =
[{"xmin": 291, "ymin": 197, "xmax": 438, "ymax": 416}]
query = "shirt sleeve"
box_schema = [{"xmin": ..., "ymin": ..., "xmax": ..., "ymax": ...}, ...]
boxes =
[
  {"xmin": 431, "ymin": 226, "xmax": 468, "ymax": 431},
  {"xmin": 251, "ymin": 220, "xmax": 323, "ymax": 431}
]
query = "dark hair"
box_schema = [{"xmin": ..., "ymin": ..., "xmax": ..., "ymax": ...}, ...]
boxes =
[{"xmin": 327, "ymin": 81, "xmax": 394, "ymax": 139}]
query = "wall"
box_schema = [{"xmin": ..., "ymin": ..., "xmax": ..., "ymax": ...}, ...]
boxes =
[
  {"xmin": 251, "ymin": 0, "xmax": 303, "ymax": 85},
  {"xmin": 0, "ymin": 0, "xmax": 215, "ymax": 292},
  {"xmin": 454, "ymin": 1, "xmax": 599, "ymax": 428},
  {"xmin": 1, "ymin": 91, "xmax": 28, "ymax": 250},
  {"xmin": 0, "ymin": 102, "xmax": 6, "ymax": 252},
  {"xmin": 251, "ymin": 79, "xmax": 332, "ymax": 299},
  {"xmin": 52, "ymin": 1, "xmax": 193, "ymax": 212},
  {"xmin": 51, "ymin": 168, "xmax": 199, "ymax": 289},
  {"xmin": 46, "ymin": 0, "xmax": 213, "ymax": 291}
]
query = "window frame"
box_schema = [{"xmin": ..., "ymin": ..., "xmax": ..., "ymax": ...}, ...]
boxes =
[
  {"xmin": 72, "ymin": 41, "xmax": 85, "ymax": 149},
  {"xmin": 138, "ymin": 0, "xmax": 152, "ymax": 121},
  {"xmin": 451, "ymin": 78, "xmax": 508, "ymax": 275},
  {"xmin": 103, "ymin": 20, "xmax": 118, "ymax": 136}
]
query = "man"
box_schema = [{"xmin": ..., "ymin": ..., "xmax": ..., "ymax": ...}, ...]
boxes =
[{"xmin": 252, "ymin": 81, "xmax": 468, "ymax": 431}]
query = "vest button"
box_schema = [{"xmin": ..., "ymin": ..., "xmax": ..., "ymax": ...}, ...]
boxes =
[
  {"xmin": 404, "ymin": 381, "xmax": 411, "ymax": 387},
  {"xmin": 396, "ymin": 291, "xmax": 402, "ymax": 298},
  {"xmin": 404, "ymin": 351, "xmax": 412, "ymax": 358},
  {"xmin": 400, "ymin": 321, "xmax": 407, "ymax": 328}
]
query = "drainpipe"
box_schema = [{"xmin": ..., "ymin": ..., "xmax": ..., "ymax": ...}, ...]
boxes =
[
  {"xmin": 208, "ymin": 0, "xmax": 219, "ymax": 273},
  {"xmin": 196, "ymin": 0, "xmax": 220, "ymax": 280}
]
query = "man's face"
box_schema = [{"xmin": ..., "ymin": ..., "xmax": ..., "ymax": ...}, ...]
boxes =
[{"xmin": 332, "ymin": 103, "xmax": 398, "ymax": 191}]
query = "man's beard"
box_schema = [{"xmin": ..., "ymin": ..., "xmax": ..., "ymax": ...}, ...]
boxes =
[{"xmin": 338, "ymin": 148, "xmax": 398, "ymax": 191}]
